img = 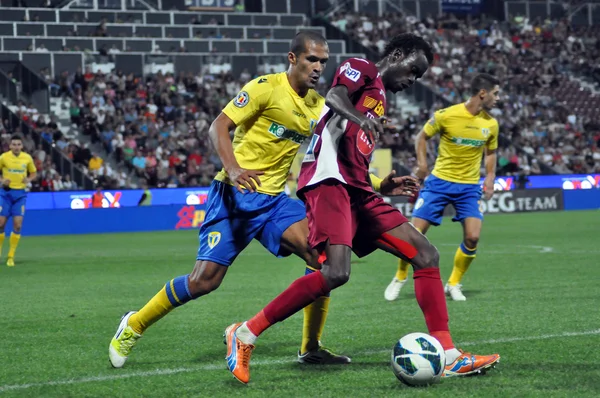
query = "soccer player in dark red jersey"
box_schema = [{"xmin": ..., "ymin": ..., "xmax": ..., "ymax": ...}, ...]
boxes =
[{"xmin": 225, "ymin": 33, "xmax": 500, "ymax": 384}]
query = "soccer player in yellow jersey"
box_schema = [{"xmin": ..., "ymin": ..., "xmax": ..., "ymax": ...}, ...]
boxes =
[
  {"xmin": 109, "ymin": 31, "xmax": 405, "ymax": 368},
  {"xmin": 384, "ymin": 73, "xmax": 500, "ymax": 302},
  {"xmin": 0, "ymin": 134, "xmax": 37, "ymax": 266}
]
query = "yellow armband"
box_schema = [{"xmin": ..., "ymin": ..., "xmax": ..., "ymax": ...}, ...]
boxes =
[{"xmin": 370, "ymin": 173, "xmax": 383, "ymax": 192}]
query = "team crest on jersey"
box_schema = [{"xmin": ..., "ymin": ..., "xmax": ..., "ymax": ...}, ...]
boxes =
[
  {"xmin": 481, "ymin": 128, "xmax": 490, "ymax": 138},
  {"xmin": 357, "ymin": 130, "xmax": 375, "ymax": 156},
  {"xmin": 340, "ymin": 62, "xmax": 361, "ymax": 82},
  {"xmin": 207, "ymin": 231, "xmax": 221, "ymax": 249},
  {"xmin": 234, "ymin": 91, "xmax": 249, "ymax": 108}
]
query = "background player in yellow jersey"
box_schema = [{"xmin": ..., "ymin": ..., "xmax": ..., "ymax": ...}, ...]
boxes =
[
  {"xmin": 384, "ymin": 73, "xmax": 499, "ymax": 302},
  {"xmin": 109, "ymin": 31, "xmax": 406, "ymax": 368},
  {"xmin": 0, "ymin": 134, "xmax": 37, "ymax": 266}
]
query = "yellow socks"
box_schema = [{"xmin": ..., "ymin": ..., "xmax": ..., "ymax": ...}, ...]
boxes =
[
  {"xmin": 128, "ymin": 275, "xmax": 194, "ymax": 335},
  {"xmin": 396, "ymin": 259, "xmax": 410, "ymax": 281},
  {"xmin": 301, "ymin": 266, "xmax": 330, "ymax": 353},
  {"xmin": 448, "ymin": 242, "xmax": 477, "ymax": 286},
  {"xmin": 0, "ymin": 233, "xmax": 4, "ymax": 256},
  {"xmin": 8, "ymin": 232, "xmax": 20, "ymax": 258}
]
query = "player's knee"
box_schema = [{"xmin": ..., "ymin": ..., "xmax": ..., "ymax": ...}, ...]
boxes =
[
  {"xmin": 414, "ymin": 244, "xmax": 439, "ymax": 270},
  {"xmin": 464, "ymin": 236, "xmax": 479, "ymax": 249},
  {"xmin": 188, "ymin": 261, "xmax": 226, "ymax": 295},
  {"xmin": 12, "ymin": 224, "xmax": 22, "ymax": 234},
  {"xmin": 322, "ymin": 267, "xmax": 350, "ymax": 289}
]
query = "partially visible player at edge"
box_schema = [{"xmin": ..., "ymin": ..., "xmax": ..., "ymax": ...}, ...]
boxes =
[
  {"xmin": 385, "ymin": 73, "xmax": 500, "ymax": 302},
  {"xmin": 225, "ymin": 33, "xmax": 500, "ymax": 384},
  {"xmin": 108, "ymin": 31, "xmax": 401, "ymax": 368},
  {"xmin": 0, "ymin": 134, "xmax": 37, "ymax": 266}
]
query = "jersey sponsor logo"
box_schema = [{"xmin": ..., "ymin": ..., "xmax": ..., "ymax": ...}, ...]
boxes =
[
  {"xmin": 292, "ymin": 110, "xmax": 306, "ymax": 118},
  {"xmin": 357, "ymin": 129, "xmax": 375, "ymax": 156},
  {"xmin": 450, "ymin": 136, "xmax": 486, "ymax": 147},
  {"xmin": 303, "ymin": 134, "xmax": 319, "ymax": 163},
  {"xmin": 7, "ymin": 169, "xmax": 25, "ymax": 173},
  {"xmin": 234, "ymin": 91, "xmax": 249, "ymax": 108},
  {"xmin": 267, "ymin": 122, "xmax": 307, "ymax": 144},
  {"xmin": 340, "ymin": 62, "xmax": 361, "ymax": 82},
  {"xmin": 373, "ymin": 100, "xmax": 385, "ymax": 117},
  {"xmin": 363, "ymin": 96, "xmax": 378, "ymax": 109},
  {"xmin": 207, "ymin": 231, "xmax": 221, "ymax": 249}
]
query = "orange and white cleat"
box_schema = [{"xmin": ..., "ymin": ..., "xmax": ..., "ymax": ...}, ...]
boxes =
[
  {"xmin": 224, "ymin": 322, "xmax": 255, "ymax": 384},
  {"xmin": 443, "ymin": 350, "xmax": 500, "ymax": 377}
]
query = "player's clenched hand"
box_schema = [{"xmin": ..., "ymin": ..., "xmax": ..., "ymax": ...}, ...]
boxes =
[
  {"xmin": 227, "ymin": 167, "xmax": 264, "ymax": 194},
  {"xmin": 2, "ymin": 179, "xmax": 10, "ymax": 187},
  {"xmin": 358, "ymin": 116, "xmax": 386, "ymax": 144},
  {"xmin": 379, "ymin": 171, "xmax": 420, "ymax": 197},
  {"xmin": 483, "ymin": 175, "xmax": 495, "ymax": 200}
]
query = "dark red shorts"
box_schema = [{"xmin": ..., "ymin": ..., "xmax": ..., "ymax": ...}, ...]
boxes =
[{"xmin": 302, "ymin": 179, "xmax": 409, "ymax": 257}]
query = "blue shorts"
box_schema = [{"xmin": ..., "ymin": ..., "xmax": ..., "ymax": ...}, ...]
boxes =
[
  {"xmin": 412, "ymin": 175, "xmax": 482, "ymax": 226},
  {"xmin": 197, "ymin": 181, "xmax": 306, "ymax": 266},
  {"xmin": 0, "ymin": 189, "xmax": 27, "ymax": 218}
]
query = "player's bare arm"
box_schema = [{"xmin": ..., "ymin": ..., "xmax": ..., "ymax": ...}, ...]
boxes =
[
  {"xmin": 483, "ymin": 147, "xmax": 497, "ymax": 200},
  {"xmin": 208, "ymin": 112, "xmax": 264, "ymax": 194},
  {"xmin": 325, "ymin": 85, "xmax": 385, "ymax": 139},
  {"xmin": 23, "ymin": 171, "xmax": 37, "ymax": 185},
  {"xmin": 415, "ymin": 129, "xmax": 430, "ymax": 180}
]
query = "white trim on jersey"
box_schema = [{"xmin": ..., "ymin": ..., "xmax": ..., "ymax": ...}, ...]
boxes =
[{"xmin": 306, "ymin": 113, "xmax": 348, "ymax": 187}]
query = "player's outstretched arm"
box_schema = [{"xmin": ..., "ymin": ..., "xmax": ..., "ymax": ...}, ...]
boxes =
[
  {"xmin": 325, "ymin": 86, "xmax": 385, "ymax": 139},
  {"xmin": 208, "ymin": 112, "xmax": 263, "ymax": 193}
]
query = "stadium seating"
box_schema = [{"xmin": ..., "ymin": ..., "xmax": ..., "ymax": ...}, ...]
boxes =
[
  {"xmin": 1, "ymin": 4, "xmax": 599, "ymax": 192},
  {"xmin": 330, "ymin": 11, "xmax": 600, "ymax": 175}
]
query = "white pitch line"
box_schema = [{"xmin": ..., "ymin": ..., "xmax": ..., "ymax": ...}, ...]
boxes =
[{"xmin": 1, "ymin": 329, "xmax": 599, "ymax": 393}]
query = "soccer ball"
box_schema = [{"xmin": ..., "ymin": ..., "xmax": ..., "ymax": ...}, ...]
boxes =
[{"xmin": 391, "ymin": 332, "xmax": 446, "ymax": 387}]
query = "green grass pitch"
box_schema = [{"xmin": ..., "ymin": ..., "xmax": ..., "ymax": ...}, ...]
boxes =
[{"xmin": 1, "ymin": 210, "xmax": 599, "ymax": 397}]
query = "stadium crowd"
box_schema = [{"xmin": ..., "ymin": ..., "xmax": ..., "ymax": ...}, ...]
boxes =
[
  {"xmin": 331, "ymin": 11, "xmax": 600, "ymax": 175},
  {"xmin": 7, "ymin": 11, "xmax": 600, "ymax": 192}
]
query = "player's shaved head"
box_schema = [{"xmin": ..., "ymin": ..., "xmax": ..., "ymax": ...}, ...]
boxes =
[
  {"xmin": 471, "ymin": 74, "xmax": 500, "ymax": 96},
  {"xmin": 290, "ymin": 31, "xmax": 327, "ymax": 56},
  {"xmin": 287, "ymin": 31, "xmax": 329, "ymax": 96}
]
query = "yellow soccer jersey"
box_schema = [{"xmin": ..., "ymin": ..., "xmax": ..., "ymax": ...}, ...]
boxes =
[
  {"xmin": 0, "ymin": 151, "xmax": 36, "ymax": 189},
  {"xmin": 215, "ymin": 72, "xmax": 324, "ymax": 195},
  {"xmin": 424, "ymin": 103, "xmax": 499, "ymax": 184}
]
